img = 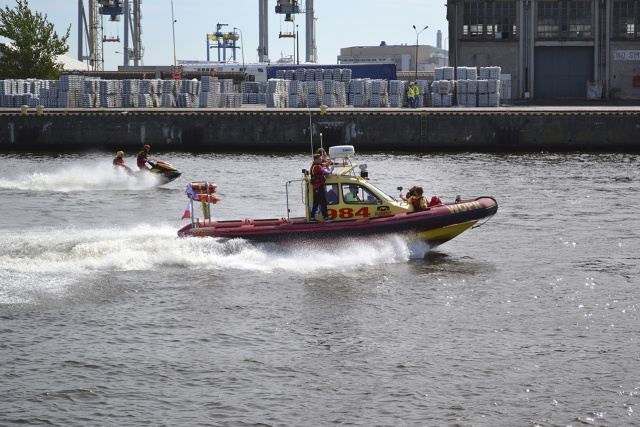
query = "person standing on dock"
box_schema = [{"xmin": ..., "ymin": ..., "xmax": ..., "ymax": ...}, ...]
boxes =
[
  {"xmin": 136, "ymin": 144, "xmax": 152, "ymax": 171},
  {"xmin": 406, "ymin": 82, "xmax": 415, "ymax": 108},
  {"xmin": 309, "ymin": 154, "xmax": 332, "ymax": 222},
  {"xmin": 412, "ymin": 82, "xmax": 420, "ymax": 108}
]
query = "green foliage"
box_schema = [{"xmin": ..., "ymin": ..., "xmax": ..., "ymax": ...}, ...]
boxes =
[{"xmin": 0, "ymin": 0, "xmax": 70, "ymax": 79}]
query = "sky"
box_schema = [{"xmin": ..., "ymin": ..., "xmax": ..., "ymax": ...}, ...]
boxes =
[{"xmin": 3, "ymin": 0, "xmax": 448, "ymax": 71}]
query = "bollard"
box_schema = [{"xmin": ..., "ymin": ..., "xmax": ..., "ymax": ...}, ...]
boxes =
[
  {"xmin": 320, "ymin": 104, "xmax": 327, "ymax": 115},
  {"xmin": 36, "ymin": 105, "xmax": 44, "ymax": 115},
  {"xmin": 21, "ymin": 105, "xmax": 28, "ymax": 115}
]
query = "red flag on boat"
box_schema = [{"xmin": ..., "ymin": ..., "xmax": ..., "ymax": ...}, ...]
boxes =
[{"xmin": 181, "ymin": 201, "xmax": 192, "ymax": 219}]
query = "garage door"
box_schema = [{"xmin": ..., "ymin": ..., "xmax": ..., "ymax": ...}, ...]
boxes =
[{"xmin": 534, "ymin": 47, "xmax": 593, "ymax": 98}]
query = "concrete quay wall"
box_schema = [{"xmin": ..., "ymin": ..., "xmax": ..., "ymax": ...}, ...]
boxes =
[{"xmin": 0, "ymin": 107, "xmax": 639, "ymax": 152}]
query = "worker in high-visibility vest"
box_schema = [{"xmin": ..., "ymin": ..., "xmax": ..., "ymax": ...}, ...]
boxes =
[
  {"xmin": 412, "ymin": 82, "xmax": 421, "ymax": 108},
  {"xmin": 406, "ymin": 82, "xmax": 415, "ymax": 108}
]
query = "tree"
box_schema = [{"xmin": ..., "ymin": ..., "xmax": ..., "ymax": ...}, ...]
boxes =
[{"xmin": 0, "ymin": 0, "xmax": 70, "ymax": 80}]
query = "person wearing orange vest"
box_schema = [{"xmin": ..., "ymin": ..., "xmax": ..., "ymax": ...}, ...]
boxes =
[
  {"xmin": 309, "ymin": 154, "xmax": 332, "ymax": 222},
  {"xmin": 401, "ymin": 186, "xmax": 428, "ymax": 210}
]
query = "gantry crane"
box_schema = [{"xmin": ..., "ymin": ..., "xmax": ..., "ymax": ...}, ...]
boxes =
[
  {"xmin": 78, "ymin": 0, "xmax": 144, "ymax": 70},
  {"xmin": 266, "ymin": 0, "xmax": 316, "ymax": 63}
]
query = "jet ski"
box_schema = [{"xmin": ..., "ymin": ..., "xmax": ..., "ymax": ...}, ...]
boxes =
[
  {"xmin": 148, "ymin": 160, "xmax": 182, "ymax": 185},
  {"xmin": 122, "ymin": 160, "xmax": 181, "ymax": 185}
]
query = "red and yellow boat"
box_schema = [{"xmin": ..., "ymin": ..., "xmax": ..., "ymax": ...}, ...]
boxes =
[{"xmin": 177, "ymin": 146, "xmax": 498, "ymax": 247}]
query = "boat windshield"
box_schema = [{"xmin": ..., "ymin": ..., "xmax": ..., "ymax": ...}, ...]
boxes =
[{"xmin": 364, "ymin": 182, "xmax": 396, "ymax": 202}]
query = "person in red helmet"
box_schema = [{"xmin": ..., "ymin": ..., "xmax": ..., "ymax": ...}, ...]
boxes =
[{"xmin": 137, "ymin": 144, "xmax": 152, "ymax": 171}]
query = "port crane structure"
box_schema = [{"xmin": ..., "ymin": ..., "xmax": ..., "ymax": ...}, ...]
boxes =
[
  {"xmin": 77, "ymin": 0, "xmax": 143, "ymax": 70},
  {"xmin": 265, "ymin": 0, "xmax": 316, "ymax": 63},
  {"xmin": 77, "ymin": 1, "xmax": 315, "ymax": 70}
]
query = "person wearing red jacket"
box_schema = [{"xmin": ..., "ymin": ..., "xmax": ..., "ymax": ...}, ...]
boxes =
[
  {"xmin": 136, "ymin": 144, "xmax": 151, "ymax": 171},
  {"xmin": 309, "ymin": 154, "xmax": 332, "ymax": 222},
  {"xmin": 113, "ymin": 151, "xmax": 132, "ymax": 173}
]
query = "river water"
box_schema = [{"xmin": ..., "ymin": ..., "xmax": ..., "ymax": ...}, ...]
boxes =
[{"xmin": 0, "ymin": 151, "xmax": 638, "ymax": 426}]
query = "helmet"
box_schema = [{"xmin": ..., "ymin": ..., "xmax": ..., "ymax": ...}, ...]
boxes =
[
  {"xmin": 143, "ymin": 144, "xmax": 150, "ymax": 151},
  {"xmin": 116, "ymin": 151, "xmax": 124, "ymax": 157}
]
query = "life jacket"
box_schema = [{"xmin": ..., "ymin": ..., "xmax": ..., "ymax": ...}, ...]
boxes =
[
  {"xmin": 429, "ymin": 196, "xmax": 443, "ymax": 207},
  {"xmin": 137, "ymin": 150, "xmax": 148, "ymax": 168},
  {"xmin": 113, "ymin": 157, "xmax": 125, "ymax": 167},
  {"xmin": 410, "ymin": 196, "xmax": 427, "ymax": 211},
  {"xmin": 406, "ymin": 86, "xmax": 414, "ymax": 98},
  {"xmin": 310, "ymin": 163, "xmax": 326, "ymax": 189}
]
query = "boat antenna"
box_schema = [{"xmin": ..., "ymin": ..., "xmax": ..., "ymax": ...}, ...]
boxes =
[{"xmin": 308, "ymin": 106, "xmax": 314, "ymax": 156}]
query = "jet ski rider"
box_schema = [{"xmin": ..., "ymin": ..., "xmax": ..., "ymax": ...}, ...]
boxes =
[
  {"xmin": 137, "ymin": 144, "xmax": 152, "ymax": 171},
  {"xmin": 113, "ymin": 150, "xmax": 133, "ymax": 173}
]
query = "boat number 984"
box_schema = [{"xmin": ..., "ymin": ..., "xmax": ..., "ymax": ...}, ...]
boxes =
[{"xmin": 326, "ymin": 207, "xmax": 389, "ymax": 219}]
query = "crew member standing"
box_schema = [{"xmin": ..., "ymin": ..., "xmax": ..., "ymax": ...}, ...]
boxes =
[
  {"xmin": 136, "ymin": 144, "xmax": 152, "ymax": 171},
  {"xmin": 412, "ymin": 82, "xmax": 420, "ymax": 108},
  {"xmin": 309, "ymin": 154, "xmax": 332, "ymax": 222}
]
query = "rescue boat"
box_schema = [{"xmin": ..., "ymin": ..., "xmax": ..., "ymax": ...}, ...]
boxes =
[{"xmin": 177, "ymin": 146, "xmax": 498, "ymax": 247}]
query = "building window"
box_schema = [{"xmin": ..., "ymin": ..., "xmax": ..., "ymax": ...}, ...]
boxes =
[
  {"xmin": 537, "ymin": 1, "xmax": 593, "ymax": 39},
  {"xmin": 462, "ymin": 1, "xmax": 517, "ymax": 40},
  {"xmin": 613, "ymin": 1, "xmax": 640, "ymax": 39}
]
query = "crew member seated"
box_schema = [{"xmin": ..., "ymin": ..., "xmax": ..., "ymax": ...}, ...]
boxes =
[
  {"xmin": 428, "ymin": 195, "xmax": 443, "ymax": 207},
  {"xmin": 344, "ymin": 185, "xmax": 361, "ymax": 203},
  {"xmin": 401, "ymin": 186, "xmax": 428, "ymax": 211}
]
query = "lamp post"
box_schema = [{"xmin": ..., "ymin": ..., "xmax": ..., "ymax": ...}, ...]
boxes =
[
  {"xmin": 296, "ymin": 24, "xmax": 300, "ymax": 65},
  {"xmin": 233, "ymin": 27, "xmax": 245, "ymax": 81},
  {"xmin": 171, "ymin": 0, "xmax": 177, "ymax": 66},
  {"xmin": 412, "ymin": 24, "xmax": 428, "ymax": 81}
]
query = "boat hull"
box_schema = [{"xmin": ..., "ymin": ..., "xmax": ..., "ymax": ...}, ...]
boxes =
[{"xmin": 178, "ymin": 197, "xmax": 498, "ymax": 247}]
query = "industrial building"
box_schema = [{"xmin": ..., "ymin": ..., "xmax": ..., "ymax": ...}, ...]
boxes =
[
  {"xmin": 337, "ymin": 33, "xmax": 448, "ymax": 81},
  {"xmin": 446, "ymin": 0, "xmax": 640, "ymax": 101}
]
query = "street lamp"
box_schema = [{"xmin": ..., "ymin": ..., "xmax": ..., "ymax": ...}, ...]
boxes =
[
  {"xmin": 171, "ymin": 0, "xmax": 177, "ymax": 66},
  {"xmin": 412, "ymin": 24, "xmax": 428, "ymax": 81},
  {"xmin": 233, "ymin": 27, "xmax": 245, "ymax": 81}
]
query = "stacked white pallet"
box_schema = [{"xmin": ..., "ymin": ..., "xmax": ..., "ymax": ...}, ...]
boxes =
[
  {"xmin": 456, "ymin": 80, "xmax": 477, "ymax": 107},
  {"xmin": 479, "ymin": 66, "xmax": 501, "ymax": 80},
  {"xmin": 58, "ymin": 74, "xmax": 84, "ymax": 108},
  {"xmin": 430, "ymin": 80, "xmax": 455, "ymax": 107},
  {"xmin": 478, "ymin": 67, "xmax": 501, "ymax": 107},
  {"xmin": 435, "ymin": 66, "xmax": 455, "ymax": 81},
  {"xmin": 288, "ymin": 80, "xmax": 306, "ymax": 108},
  {"xmin": 369, "ymin": 79, "xmax": 389, "ymax": 107},
  {"xmin": 340, "ymin": 68, "xmax": 352, "ymax": 82},
  {"xmin": 99, "ymin": 80, "xmax": 122, "ymax": 108},
  {"xmin": 306, "ymin": 80, "xmax": 323, "ymax": 107},
  {"xmin": 160, "ymin": 80, "xmax": 176, "ymax": 107},
  {"xmin": 294, "ymin": 69, "xmax": 307, "ymax": 81},
  {"xmin": 58, "ymin": 75, "xmax": 84, "ymax": 107},
  {"xmin": 177, "ymin": 93, "xmax": 198, "ymax": 107},
  {"xmin": 456, "ymin": 66, "xmax": 477, "ymax": 81},
  {"xmin": 330, "ymin": 68, "xmax": 342, "ymax": 81},
  {"xmin": 181, "ymin": 79, "xmax": 200, "ymax": 95},
  {"xmin": 121, "ymin": 79, "xmax": 138, "ymax": 107},
  {"xmin": 266, "ymin": 79, "xmax": 289, "ymax": 108},
  {"xmin": 224, "ymin": 93, "xmax": 242, "ymax": 108},
  {"xmin": 388, "ymin": 80, "xmax": 405, "ymax": 108},
  {"xmin": 82, "ymin": 78, "xmax": 99, "ymax": 108},
  {"xmin": 135, "ymin": 94, "xmax": 151, "ymax": 108},
  {"xmin": 348, "ymin": 79, "xmax": 368, "ymax": 107},
  {"xmin": 323, "ymin": 80, "xmax": 346, "ymax": 107}
]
